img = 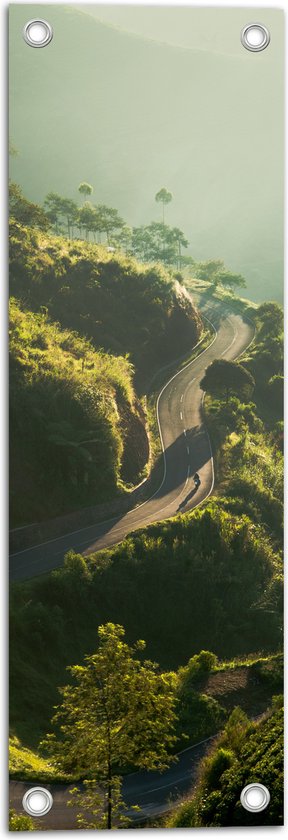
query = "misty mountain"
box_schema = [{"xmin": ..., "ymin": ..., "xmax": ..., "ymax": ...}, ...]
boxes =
[{"xmin": 9, "ymin": 4, "xmax": 283, "ymax": 301}]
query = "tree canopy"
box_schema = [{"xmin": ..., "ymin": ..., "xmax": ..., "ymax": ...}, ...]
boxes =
[
  {"xmin": 78, "ymin": 181, "xmax": 93, "ymax": 200},
  {"xmin": 41, "ymin": 623, "xmax": 176, "ymax": 828},
  {"xmin": 200, "ymin": 359, "xmax": 255, "ymax": 402},
  {"xmin": 155, "ymin": 187, "xmax": 173, "ymax": 224}
]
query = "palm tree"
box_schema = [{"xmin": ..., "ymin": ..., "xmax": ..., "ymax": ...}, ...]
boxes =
[{"xmin": 155, "ymin": 187, "xmax": 173, "ymax": 225}]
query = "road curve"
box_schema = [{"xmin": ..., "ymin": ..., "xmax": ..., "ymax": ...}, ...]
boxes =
[
  {"xmin": 10, "ymin": 307, "xmax": 254, "ymax": 582},
  {"xmin": 9, "ymin": 736, "xmax": 216, "ymax": 829}
]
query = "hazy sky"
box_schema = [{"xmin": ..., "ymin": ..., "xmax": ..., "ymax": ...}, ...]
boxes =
[{"xmin": 10, "ymin": 5, "xmax": 284, "ymax": 302}]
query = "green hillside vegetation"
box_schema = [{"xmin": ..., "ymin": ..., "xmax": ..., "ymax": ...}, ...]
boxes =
[
  {"xmin": 9, "ymin": 638, "xmax": 282, "ymax": 783},
  {"xmin": 10, "ymin": 299, "xmax": 151, "ymax": 525},
  {"xmin": 9, "ymin": 735, "xmax": 60, "ymax": 783},
  {"xmin": 168, "ymin": 702, "xmax": 283, "ymax": 827},
  {"xmin": 202, "ymin": 301, "xmax": 283, "ymax": 548},
  {"xmin": 10, "ymin": 499, "xmax": 282, "ymax": 747},
  {"xmin": 9, "ymin": 217, "xmax": 202, "ymax": 385}
]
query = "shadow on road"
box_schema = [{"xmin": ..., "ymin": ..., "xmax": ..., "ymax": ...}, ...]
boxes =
[
  {"xmin": 82, "ymin": 424, "xmax": 213, "ymax": 555},
  {"xmin": 10, "ymin": 420, "xmax": 214, "ymax": 582},
  {"xmin": 177, "ymin": 485, "xmax": 198, "ymax": 511}
]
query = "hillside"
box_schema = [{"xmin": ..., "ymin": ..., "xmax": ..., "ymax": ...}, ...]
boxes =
[
  {"xmin": 168, "ymin": 703, "xmax": 283, "ymax": 827},
  {"xmin": 10, "ymin": 498, "xmax": 282, "ymax": 746},
  {"xmin": 10, "ymin": 294, "xmax": 283, "ymax": 749},
  {"xmin": 10, "ymin": 299, "xmax": 148, "ymax": 526},
  {"xmin": 9, "ymin": 219, "xmax": 202, "ymax": 386},
  {"xmin": 9, "ymin": 4, "xmax": 283, "ymax": 302},
  {"xmin": 10, "ymin": 651, "xmax": 282, "ymax": 783}
]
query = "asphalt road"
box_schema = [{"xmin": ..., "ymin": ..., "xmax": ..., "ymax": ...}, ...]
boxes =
[
  {"xmin": 9, "ymin": 736, "xmax": 216, "ymax": 829},
  {"xmin": 10, "ymin": 307, "xmax": 254, "ymax": 582}
]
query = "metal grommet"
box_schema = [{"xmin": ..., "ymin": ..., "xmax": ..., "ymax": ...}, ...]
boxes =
[
  {"xmin": 241, "ymin": 23, "xmax": 270, "ymax": 52},
  {"xmin": 240, "ymin": 783, "xmax": 270, "ymax": 813},
  {"xmin": 23, "ymin": 19, "xmax": 53, "ymax": 48},
  {"xmin": 22, "ymin": 787, "xmax": 53, "ymax": 817}
]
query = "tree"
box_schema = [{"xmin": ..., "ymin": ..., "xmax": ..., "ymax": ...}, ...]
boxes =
[
  {"xmin": 217, "ymin": 270, "xmax": 246, "ymax": 292},
  {"xmin": 41, "ymin": 623, "xmax": 176, "ymax": 829},
  {"xmin": 44, "ymin": 192, "xmax": 65, "ymax": 234},
  {"xmin": 131, "ymin": 225, "xmax": 153, "ymax": 261},
  {"xmin": 10, "ymin": 182, "xmax": 50, "ymax": 230},
  {"xmin": 169, "ymin": 226, "xmax": 189, "ymax": 268},
  {"xmin": 111, "ymin": 224, "xmax": 132, "ymax": 254},
  {"xmin": 78, "ymin": 182, "xmax": 93, "ymax": 203},
  {"xmin": 131, "ymin": 222, "xmax": 187, "ymax": 266},
  {"xmin": 59, "ymin": 198, "xmax": 78, "ymax": 239},
  {"xmin": 77, "ymin": 202, "xmax": 97, "ymax": 241},
  {"xmin": 155, "ymin": 187, "xmax": 173, "ymax": 225},
  {"xmin": 200, "ymin": 359, "xmax": 255, "ymax": 403},
  {"xmin": 257, "ymin": 302, "xmax": 283, "ymax": 338},
  {"xmin": 268, "ymin": 375, "xmax": 283, "ymax": 414},
  {"xmin": 96, "ymin": 205, "xmax": 125, "ymax": 244},
  {"xmin": 194, "ymin": 259, "xmax": 225, "ymax": 285}
]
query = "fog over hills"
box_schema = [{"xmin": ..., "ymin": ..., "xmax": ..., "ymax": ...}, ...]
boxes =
[{"xmin": 9, "ymin": 4, "xmax": 284, "ymax": 301}]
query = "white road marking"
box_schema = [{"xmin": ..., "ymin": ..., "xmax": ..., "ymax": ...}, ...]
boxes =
[
  {"xmin": 187, "ymin": 446, "xmax": 190, "ymax": 455},
  {"xmin": 180, "ymin": 394, "xmax": 183, "ymax": 402},
  {"xmin": 180, "ymin": 411, "xmax": 183, "ymax": 420},
  {"xmin": 11, "ymin": 313, "xmax": 255, "ymax": 572},
  {"xmin": 183, "ymin": 429, "xmax": 186, "ymax": 436}
]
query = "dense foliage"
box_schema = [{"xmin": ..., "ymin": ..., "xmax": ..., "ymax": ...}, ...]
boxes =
[
  {"xmin": 203, "ymin": 303, "xmax": 283, "ymax": 549},
  {"xmin": 41, "ymin": 623, "xmax": 176, "ymax": 829},
  {"xmin": 10, "ymin": 500, "xmax": 282, "ymax": 745},
  {"xmin": 9, "ymin": 218, "xmax": 202, "ymax": 379},
  {"xmin": 9, "ymin": 808, "xmax": 36, "ymax": 831},
  {"xmin": 10, "ymin": 299, "xmax": 149, "ymax": 525},
  {"xmin": 168, "ymin": 704, "xmax": 283, "ymax": 827}
]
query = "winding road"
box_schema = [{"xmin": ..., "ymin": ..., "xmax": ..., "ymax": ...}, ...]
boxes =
[
  {"xmin": 9, "ymin": 736, "xmax": 216, "ymax": 829},
  {"xmin": 10, "ymin": 306, "xmax": 254, "ymax": 582},
  {"xmin": 9, "ymin": 304, "xmax": 255, "ymax": 825}
]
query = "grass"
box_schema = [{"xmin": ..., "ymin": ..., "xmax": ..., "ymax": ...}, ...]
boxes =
[
  {"xmin": 10, "ymin": 299, "xmax": 149, "ymax": 526},
  {"xmin": 9, "ymin": 735, "xmax": 67, "ymax": 783}
]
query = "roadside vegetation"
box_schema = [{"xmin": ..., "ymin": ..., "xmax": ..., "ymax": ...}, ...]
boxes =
[
  {"xmin": 168, "ymin": 700, "xmax": 283, "ymax": 827},
  {"xmin": 202, "ymin": 301, "xmax": 283, "ymax": 551},
  {"xmin": 10, "ymin": 497, "xmax": 283, "ymax": 748}
]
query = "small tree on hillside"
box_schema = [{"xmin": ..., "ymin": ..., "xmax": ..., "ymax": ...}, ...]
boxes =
[
  {"xmin": 217, "ymin": 270, "xmax": 246, "ymax": 292},
  {"xmin": 59, "ymin": 198, "xmax": 78, "ymax": 239},
  {"xmin": 194, "ymin": 259, "xmax": 225, "ymax": 285},
  {"xmin": 44, "ymin": 192, "xmax": 65, "ymax": 234},
  {"xmin": 41, "ymin": 623, "xmax": 176, "ymax": 829},
  {"xmin": 77, "ymin": 202, "xmax": 97, "ymax": 241},
  {"xmin": 257, "ymin": 302, "xmax": 283, "ymax": 338},
  {"xmin": 155, "ymin": 187, "xmax": 173, "ymax": 225},
  {"xmin": 169, "ymin": 226, "xmax": 189, "ymax": 268},
  {"xmin": 200, "ymin": 359, "xmax": 255, "ymax": 403},
  {"xmin": 78, "ymin": 182, "xmax": 93, "ymax": 203},
  {"xmin": 9, "ymin": 182, "xmax": 49, "ymax": 231}
]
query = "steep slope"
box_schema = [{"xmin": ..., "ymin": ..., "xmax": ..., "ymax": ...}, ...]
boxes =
[
  {"xmin": 9, "ymin": 219, "xmax": 202, "ymax": 382},
  {"xmin": 10, "ymin": 299, "xmax": 148, "ymax": 525},
  {"xmin": 168, "ymin": 705, "xmax": 283, "ymax": 827}
]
